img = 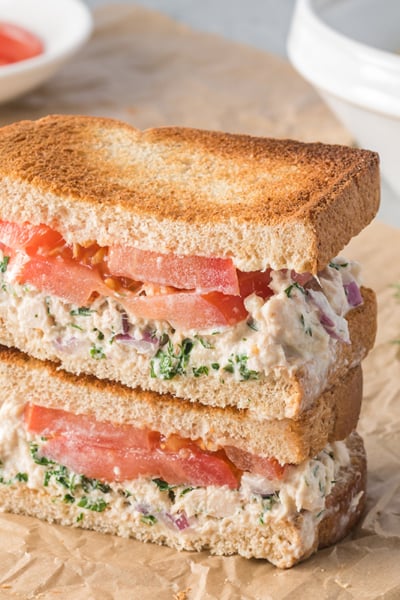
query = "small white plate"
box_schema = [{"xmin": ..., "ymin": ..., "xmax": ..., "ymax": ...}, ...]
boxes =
[{"xmin": 0, "ymin": 0, "xmax": 93, "ymax": 104}]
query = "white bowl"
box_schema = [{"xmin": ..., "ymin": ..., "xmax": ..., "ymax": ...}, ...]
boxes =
[
  {"xmin": 0, "ymin": 0, "xmax": 92, "ymax": 104},
  {"xmin": 287, "ymin": 0, "xmax": 400, "ymax": 196}
]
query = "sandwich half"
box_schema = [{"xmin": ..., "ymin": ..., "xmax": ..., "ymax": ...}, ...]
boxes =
[
  {"xmin": 0, "ymin": 116, "xmax": 379, "ymax": 417},
  {"xmin": 0, "ymin": 346, "xmax": 366, "ymax": 569}
]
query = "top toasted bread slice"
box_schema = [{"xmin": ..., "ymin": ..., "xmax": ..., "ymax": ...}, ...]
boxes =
[{"xmin": 0, "ymin": 115, "xmax": 379, "ymax": 272}]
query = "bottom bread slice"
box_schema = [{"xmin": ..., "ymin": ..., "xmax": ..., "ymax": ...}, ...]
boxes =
[{"xmin": 0, "ymin": 418, "xmax": 366, "ymax": 568}]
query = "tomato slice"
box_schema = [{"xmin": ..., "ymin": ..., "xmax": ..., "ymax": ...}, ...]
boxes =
[
  {"xmin": 17, "ymin": 255, "xmax": 108, "ymax": 306},
  {"xmin": 108, "ymin": 246, "xmax": 240, "ymax": 295},
  {"xmin": 120, "ymin": 290, "xmax": 248, "ymax": 329},
  {"xmin": 0, "ymin": 23, "xmax": 43, "ymax": 64},
  {"xmin": 0, "ymin": 220, "xmax": 64, "ymax": 256},
  {"xmin": 24, "ymin": 404, "xmax": 160, "ymax": 451},
  {"xmin": 24, "ymin": 404, "xmax": 240, "ymax": 489},
  {"xmin": 238, "ymin": 269, "xmax": 273, "ymax": 300},
  {"xmin": 224, "ymin": 446, "xmax": 286, "ymax": 480}
]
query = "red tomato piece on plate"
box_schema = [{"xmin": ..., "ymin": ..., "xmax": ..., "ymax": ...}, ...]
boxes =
[
  {"xmin": 108, "ymin": 246, "xmax": 240, "ymax": 295},
  {"xmin": 0, "ymin": 23, "xmax": 43, "ymax": 64}
]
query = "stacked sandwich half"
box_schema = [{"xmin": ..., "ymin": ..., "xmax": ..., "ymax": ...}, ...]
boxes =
[{"xmin": 0, "ymin": 116, "xmax": 378, "ymax": 568}]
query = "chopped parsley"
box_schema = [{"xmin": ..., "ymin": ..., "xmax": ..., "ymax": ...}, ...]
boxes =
[
  {"xmin": 193, "ymin": 365, "xmax": 209, "ymax": 377},
  {"xmin": 223, "ymin": 354, "xmax": 259, "ymax": 381},
  {"xmin": 140, "ymin": 514, "xmax": 157, "ymax": 526},
  {"xmin": 152, "ymin": 478, "xmax": 176, "ymax": 501},
  {"xmin": 247, "ymin": 318, "xmax": 258, "ymax": 331},
  {"xmin": 150, "ymin": 337, "xmax": 193, "ymax": 380},
  {"xmin": 259, "ymin": 493, "xmax": 280, "ymax": 523},
  {"xmin": 329, "ymin": 261, "xmax": 349, "ymax": 270},
  {"xmin": 93, "ymin": 328, "xmax": 105, "ymax": 341},
  {"xmin": 90, "ymin": 345, "xmax": 106, "ymax": 360},
  {"xmin": 285, "ymin": 282, "xmax": 306, "ymax": 298},
  {"xmin": 0, "ymin": 256, "xmax": 9, "ymax": 273},
  {"xmin": 211, "ymin": 362, "xmax": 220, "ymax": 370},
  {"xmin": 77, "ymin": 497, "xmax": 108, "ymax": 512},
  {"xmin": 194, "ymin": 335, "xmax": 214, "ymax": 349},
  {"xmin": 300, "ymin": 314, "xmax": 312, "ymax": 336},
  {"xmin": 15, "ymin": 472, "xmax": 28, "ymax": 483},
  {"xmin": 70, "ymin": 307, "xmax": 95, "ymax": 317}
]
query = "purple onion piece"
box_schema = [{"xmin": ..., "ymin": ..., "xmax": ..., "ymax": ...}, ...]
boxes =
[
  {"xmin": 52, "ymin": 337, "xmax": 83, "ymax": 354},
  {"xmin": 307, "ymin": 289, "xmax": 349, "ymax": 343},
  {"xmin": 166, "ymin": 511, "xmax": 190, "ymax": 531},
  {"xmin": 114, "ymin": 333, "xmax": 159, "ymax": 354},
  {"xmin": 121, "ymin": 310, "xmax": 130, "ymax": 334},
  {"xmin": 344, "ymin": 281, "xmax": 363, "ymax": 307},
  {"xmin": 135, "ymin": 502, "xmax": 152, "ymax": 515}
]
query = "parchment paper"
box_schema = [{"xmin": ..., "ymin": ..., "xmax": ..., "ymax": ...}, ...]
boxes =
[{"xmin": 0, "ymin": 5, "xmax": 399, "ymax": 599}]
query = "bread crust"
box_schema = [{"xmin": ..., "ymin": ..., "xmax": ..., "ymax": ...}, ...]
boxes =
[
  {"xmin": 0, "ymin": 287, "xmax": 377, "ymax": 419},
  {"xmin": 0, "ymin": 115, "xmax": 380, "ymax": 272},
  {"xmin": 0, "ymin": 344, "xmax": 361, "ymax": 464},
  {"xmin": 0, "ymin": 432, "xmax": 366, "ymax": 568}
]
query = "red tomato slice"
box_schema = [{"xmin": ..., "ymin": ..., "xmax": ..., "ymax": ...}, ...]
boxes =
[
  {"xmin": 0, "ymin": 23, "xmax": 43, "ymax": 64},
  {"xmin": 120, "ymin": 290, "xmax": 248, "ymax": 329},
  {"xmin": 0, "ymin": 220, "xmax": 64, "ymax": 256},
  {"xmin": 17, "ymin": 255, "xmax": 108, "ymax": 306},
  {"xmin": 24, "ymin": 404, "xmax": 160, "ymax": 451},
  {"xmin": 224, "ymin": 446, "xmax": 286, "ymax": 480},
  {"xmin": 25, "ymin": 404, "xmax": 240, "ymax": 489},
  {"xmin": 238, "ymin": 269, "xmax": 273, "ymax": 300},
  {"xmin": 108, "ymin": 246, "xmax": 240, "ymax": 295}
]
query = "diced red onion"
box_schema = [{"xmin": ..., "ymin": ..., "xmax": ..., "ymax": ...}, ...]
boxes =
[
  {"xmin": 52, "ymin": 337, "xmax": 84, "ymax": 354},
  {"xmin": 114, "ymin": 333, "xmax": 159, "ymax": 354},
  {"xmin": 344, "ymin": 281, "xmax": 363, "ymax": 307},
  {"xmin": 121, "ymin": 310, "xmax": 130, "ymax": 334},
  {"xmin": 307, "ymin": 289, "xmax": 349, "ymax": 343},
  {"xmin": 166, "ymin": 511, "xmax": 190, "ymax": 531}
]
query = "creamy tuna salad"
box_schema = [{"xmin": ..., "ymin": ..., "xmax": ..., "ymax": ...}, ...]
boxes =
[{"xmin": 0, "ymin": 247, "xmax": 362, "ymax": 387}]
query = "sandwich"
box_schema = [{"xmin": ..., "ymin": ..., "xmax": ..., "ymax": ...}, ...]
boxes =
[
  {"xmin": 0, "ymin": 346, "xmax": 366, "ymax": 569},
  {"xmin": 0, "ymin": 115, "xmax": 379, "ymax": 567},
  {"xmin": 0, "ymin": 115, "xmax": 378, "ymax": 421}
]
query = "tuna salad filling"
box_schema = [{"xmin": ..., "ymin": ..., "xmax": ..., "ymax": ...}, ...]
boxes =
[
  {"xmin": 0, "ymin": 395, "xmax": 355, "ymax": 531},
  {"xmin": 0, "ymin": 220, "xmax": 363, "ymax": 389}
]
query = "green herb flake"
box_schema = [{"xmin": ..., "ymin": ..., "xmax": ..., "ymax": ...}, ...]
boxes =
[
  {"xmin": 211, "ymin": 363, "xmax": 220, "ymax": 370},
  {"xmin": 90, "ymin": 345, "xmax": 106, "ymax": 360},
  {"xmin": 0, "ymin": 256, "xmax": 9, "ymax": 273},
  {"xmin": 63, "ymin": 494, "xmax": 75, "ymax": 504},
  {"xmin": 193, "ymin": 365, "xmax": 209, "ymax": 377},
  {"xmin": 246, "ymin": 318, "xmax": 258, "ymax": 331},
  {"xmin": 329, "ymin": 261, "xmax": 349, "ymax": 271},
  {"xmin": 30, "ymin": 442, "xmax": 55, "ymax": 467},
  {"xmin": 285, "ymin": 281, "xmax": 306, "ymax": 298},
  {"xmin": 15, "ymin": 472, "xmax": 28, "ymax": 483},
  {"xmin": 179, "ymin": 487, "xmax": 194, "ymax": 497},
  {"xmin": 77, "ymin": 496, "xmax": 108, "ymax": 512},
  {"xmin": 194, "ymin": 335, "xmax": 214, "ymax": 349},
  {"xmin": 150, "ymin": 337, "xmax": 194, "ymax": 380},
  {"xmin": 76, "ymin": 513, "xmax": 84, "ymax": 523},
  {"xmin": 70, "ymin": 307, "xmax": 95, "ymax": 317},
  {"xmin": 140, "ymin": 514, "xmax": 157, "ymax": 526},
  {"xmin": 300, "ymin": 313, "xmax": 312, "ymax": 336}
]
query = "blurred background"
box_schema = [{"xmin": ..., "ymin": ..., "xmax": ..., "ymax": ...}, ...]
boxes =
[{"xmin": 83, "ymin": 0, "xmax": 296, "ymax": 57}]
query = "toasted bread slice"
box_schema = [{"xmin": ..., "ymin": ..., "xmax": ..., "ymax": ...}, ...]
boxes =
[
  {"xmin": 0, "ymin": 345, "xmax": 361, "ymax": 464},
  {"xmin": 0, "ymin": 115, "xmax": 379, "ymax": 272},
  {"xmin": 0, "ymin": 287, "xmax": 376, "ymax": 420},
  {"xmin": 0, "ymin": 430, "xmax": 366, "ymax": 568}
]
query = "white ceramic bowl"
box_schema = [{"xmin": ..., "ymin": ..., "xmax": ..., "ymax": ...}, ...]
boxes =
[
  {"xmin": 288, "ymin": 0, "xmax": 400, "ymax": 196},
  {"xmin": 0, "ymin": 0, "xmax": 93, "ymax": 104}
]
